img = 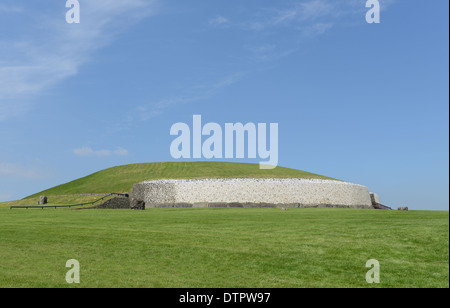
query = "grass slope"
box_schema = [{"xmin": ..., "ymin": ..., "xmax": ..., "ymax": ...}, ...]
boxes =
[
  {"xmin": 27, "ymin": 162, "xmax": 337, "ymax": 198},
  {"xmin": 0, "ymin": 207, "xmax": 448, "ymax": 288}
]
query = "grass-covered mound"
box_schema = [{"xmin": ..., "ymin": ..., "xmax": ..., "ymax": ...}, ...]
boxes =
[{"xmin": 27, "ymin": 162, "xmax": 337, "ymax": 198}]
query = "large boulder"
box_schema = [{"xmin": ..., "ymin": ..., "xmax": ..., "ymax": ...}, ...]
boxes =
[
  {"xmin": 130, "ymin": 199, "xmax": 145, "ymax": 210},
  {"xmin": 39, "ymin": 196, "xmax": 48, "ymax": 205},
  {"xmin": 398, "ymin": 207, "xmax": 409, "ymax": 211}
]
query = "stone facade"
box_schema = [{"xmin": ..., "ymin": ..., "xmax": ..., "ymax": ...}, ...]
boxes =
[{"xmin": 131, "ymin": 178, "xmax": 374, "ymax": 209}]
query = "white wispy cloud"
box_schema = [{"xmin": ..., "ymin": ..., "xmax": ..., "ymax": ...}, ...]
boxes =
[
  {"xmin": 241, "ymin": 0, "xmax": 335, "ymax": 32},
  {"xmin": 209, "ymin": 16, "xmax": 229, "ymax": 26},
  {"xmin": 243, "ymin": 0, "xmax": 396, "ymax": 33},
  {"xmin": 235, "ymin": 0, "xmax": 397, "ymax": 62},
  {"xmin": 272, "ymin": 0, "xmax": 333, "ymax": 25},
  {"xmin": 74, "ymin": 146, "xmax": 129, "ymax": 157},
  {"xmin": 244, "ymin": 44, "xmax": 298, "ymax": 63},
  {"xmin": 0, "ymin": 0, "xmax": 159, "ymax": 122},
  {"xmin": 299, "ymin": 22, "xmax": 334, "ymax": 37},
  {"xmin": 0, "ymin": 162, "xmax": 48, "ymax": 180},
  {"xmin": 0, "ymin": 4, "xmax": 23, "ymax": 14},
  {"xmin": 133, "ymin": 72, "xmax": 245, "ymax": 121}
]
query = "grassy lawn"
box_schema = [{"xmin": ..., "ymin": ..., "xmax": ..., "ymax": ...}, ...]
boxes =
[{"xmin": 0, "ymin": 207, "xmax": 447, "ymax": 288}]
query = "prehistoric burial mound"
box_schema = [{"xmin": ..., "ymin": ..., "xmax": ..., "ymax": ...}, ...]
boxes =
[
  {"xmin": 23, "ymin": 162, "xmax": 379, "ymax": 210},
  {"xmin": 131, "ymin": 178, "xmax": 373, "ymax": 209}
]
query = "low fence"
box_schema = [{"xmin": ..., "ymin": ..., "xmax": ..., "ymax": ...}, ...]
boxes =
[{"xmin": 10, "ymin": 193, "xmax": 129, "ymax": 210}]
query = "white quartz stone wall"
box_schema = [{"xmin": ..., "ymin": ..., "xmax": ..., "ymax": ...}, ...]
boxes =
[{"xmin": 132, "ymin": 179, "xmax": 373, "ymax": 209}]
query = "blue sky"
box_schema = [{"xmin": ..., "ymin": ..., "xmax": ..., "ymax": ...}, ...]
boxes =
[{"xmin": 0, "ymin": 0, "xmax": 448, "ymax": 210}]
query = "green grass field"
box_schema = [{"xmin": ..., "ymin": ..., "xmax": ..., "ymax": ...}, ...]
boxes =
[
  {"xmin": 0, "ymin": 207, "xmax": 448, "ymax": 288},
  {"xmin": 1, "ymin": 162, "xmax": 447, "ymax": 288}
]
